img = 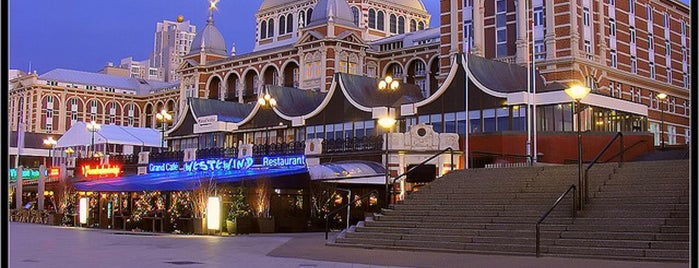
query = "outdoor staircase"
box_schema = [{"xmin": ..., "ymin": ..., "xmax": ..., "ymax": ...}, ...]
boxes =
[{"xmin": 329, "ymin": 160, "xmax": 689, "ymax": 262}]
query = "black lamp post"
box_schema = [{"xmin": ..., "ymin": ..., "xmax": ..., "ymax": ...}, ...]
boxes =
[
  {"xmin": 656, "ymin": 93, "xmax": 667, "ymax": 150},
  {"xmin": 86, "ymin": 121, "xmax": 101, "ymax": 157},
  {"xmin": 378, "ymin": 75, "xmax": 399, "ymax": 208},
  {"xmin": 565, "ymin": 85, "xmax": 590, "ymax": 211},
  {"xmin": 258, "ymin": 87, "xmax": 277, "ymax": 154},
  {"xmin": 43, "ymin": 136, "xmax": 57, "ymax": 167},
  {"xmin": 156, "ymin": 110, "xmax": 173, "ymax": 152}
]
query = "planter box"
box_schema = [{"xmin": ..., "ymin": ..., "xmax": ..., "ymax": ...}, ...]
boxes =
[
  {"xmin": 227, "ymin": 217, "xmax": 252, "ymax": 235},
  {"xmin": 48, "ymin": 213, "xmax": 63, "ymax": 225},
  {"xmin": 193, "ymin": 217, "xmax": 206, "ymax": 235},
  {"xmin": 255, "ymin": 217, "xmax": 275, "ymax": 233}
]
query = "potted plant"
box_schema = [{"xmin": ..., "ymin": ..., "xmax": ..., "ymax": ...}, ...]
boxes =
[
  {"xmin": 253, "ymin": 179, "xmax": 274, "ymax": 233},
  {"xmin": 49, "ymin": 179, "xmax": 75, "ymax": 226},
  {"xmin": 191, "ymin": 177, "xmax": 216, "ymax": 235},
  {"xmin": 226, "ymin": 186, "xmax": 252, "ymax": 235}
]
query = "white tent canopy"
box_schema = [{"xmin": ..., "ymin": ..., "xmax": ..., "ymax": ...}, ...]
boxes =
[{"xmin": 55, "ymin": 121, "xmax": 162, "ymax": 148}]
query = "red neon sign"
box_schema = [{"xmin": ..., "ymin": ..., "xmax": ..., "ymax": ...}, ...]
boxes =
[
  {"xmin": 48, "ymin": 168, "xmax": 60, "ymax": 178},
  {"xmin": 81, "ymin": 165, "xmax": 122, "ymax": 178}
]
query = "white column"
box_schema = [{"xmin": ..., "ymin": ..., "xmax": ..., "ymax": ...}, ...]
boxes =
[
  {"xmin": 450, "ymin": 0, "xmax": 460, "ymax": 55},
  {"xmin": 38, "ymin": 165, "xmax": 46, "ymax": 210},
  {"xmin": 472, "ymin": 0, "xmax": 486, "ymax": 56},
  {"xmin": 16, "ymin": 166, "xmax": 23, "ymax": 210},
  {"xmin": 570, "ymin": 0, "xmax": 580, "ymax": 57},
  {"xmin": 515, "ymin": 0, "xmax": 528, "ymax": 64},
  {"xmin": 545, "ymin": 0, "xmax": 556, "ymax": 60}
]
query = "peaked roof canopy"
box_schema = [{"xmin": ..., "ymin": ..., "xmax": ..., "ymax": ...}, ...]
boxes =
[{"xmin": 55, "ymin": 121, "xmax": 162, "ymax": 148}]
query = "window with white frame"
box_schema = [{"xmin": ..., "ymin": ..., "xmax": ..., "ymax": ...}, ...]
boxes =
[
  {"xmin": 583, "ymin": 7, "xmax": 590, "ymax": 26},
  {"xmin": 128, "ymin": 104, "xmax": 135, "ymax": 126},
  {"xmin": 646, "ymin": 4, "xmax": 652, "ymax": 22},
  {"xmin": 534, "ymin": 7, "xmax": 544, "ymax": 27},
  {"xmin": 649, "ymin": 62, "xmax": 655, "ymax": 79},
  {"xmin": 584, "ymin": 40, "xmax": 592, "ymax": 58},
  {"xmin": 628, "ymin": 0, "xmax": 634, "ymax": 13},
  {"xmin": 631, "ymin": 87, "xmax": 636, "ymax": 102},
  {"xmin": 464, "ymin": 21, "xmax": 473, "ymax": 51},
  {"xmin": 648, "ymin": 34, "xmax": 654, "ymax": 48},
  {"xmin": 630, "ymin": 56, "xmax": 637, "ymax": 73},
  {"xmin": 630, "ymin": 27, "xmax": 636, "ymax": 44},
  {"xmin": 670, "ymin": 97, "xmax": 676, "ymax": 113},
  {"xmin": 683, "ymin": 73, "xmax": 688, "ymax": 88},
  {"xmin": 610, "ymin": 50, "xmax": 618, "ymax": 67},
  {"xmin": 609, "ymin": 82, "xmax": 615, "ymax": 97},
  {"xmin": 667, "ymin": 67, "xmax": 672, "ymax": 83},
  {"xmin": 534, "ymin": 40, "xmax": 545, "ymax": 60},
  {"xmin": 685, "ymin": 129, "xmax": 690, "ymax": 144},
  {"xmin": 610, "ymin": 19, "xmax": 616, "ymax": 37},
  {"xmin": 71, "ymin": 98, "xmax": 78, "ymax": 121},
  {"xmin": 667, "ymin": 125, "xmax": 676, "ymax": 145},
  {"xmin": 495, "ymin": 0, "xmax": 507, "ymax": 57},
  {"xmin": 108, "ymin": 103, "xmax": 116, "ymax": 124},
  {"xmin": 649, "ymin": 122, "xmax": 660, "ymax": 146},
  {"xmin": 636, "ymin": 88, "xmax": 642, "ymax": 103}
]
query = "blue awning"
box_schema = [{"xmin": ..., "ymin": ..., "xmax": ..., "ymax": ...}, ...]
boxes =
[{"xmin": 73, "ymin": 167, "xmax": 309, "ymax": 192}]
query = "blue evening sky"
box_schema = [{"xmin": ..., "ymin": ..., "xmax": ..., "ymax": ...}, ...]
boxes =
[{"xmin": 9, "ymin": 0, "xmax": 441, "ymax": 75}]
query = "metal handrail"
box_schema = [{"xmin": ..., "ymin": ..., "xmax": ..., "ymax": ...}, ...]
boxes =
[
  {"xmin": 584, "ymin": 132, "xmax": 623, "ymax": 205},
  {"xmin": 536, "ymin": 184, "xmax": 577, "ymax": 258},
  {"xmin": 325, "ymin": 189, "xmax": 379, "ymax": 240},
  {"xmin": 470, "ymin": 150, "xmax": 532, "ymax": 168},
  {"xmin": 389, "ymin": 147, "xmax": 454, "ymax": 205},
  {"xmin": 601, "ymin": 139, "xmax": 646, "ymax": 163}
]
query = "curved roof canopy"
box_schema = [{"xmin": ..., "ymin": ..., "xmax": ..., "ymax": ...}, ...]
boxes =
[{"xmin": 339, "ymin": 73, "xmax": 425, "ymax": 108}]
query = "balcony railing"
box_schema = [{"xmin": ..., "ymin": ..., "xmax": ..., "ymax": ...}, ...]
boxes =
[{"xmin": 322, "ymin": 136, "xmax": 383, "ymax": 154}]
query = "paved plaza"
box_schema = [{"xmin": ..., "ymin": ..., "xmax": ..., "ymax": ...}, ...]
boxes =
[{"xmin": 9, "ymin": 222, "xmax": 689, "ymax": 268}]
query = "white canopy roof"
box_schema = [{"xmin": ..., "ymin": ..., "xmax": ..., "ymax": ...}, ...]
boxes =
[
  {"xmin": 308, "ymin": 161, "xmax": 386, "ymax": 185},
  {"xmin": 55, "ymin": 121, "xmax": 162, "ymax": 148}
]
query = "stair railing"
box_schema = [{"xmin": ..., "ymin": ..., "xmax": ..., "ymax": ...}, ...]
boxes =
[
  {"xmin": 536, "ymin": 184, "xmax": 577, "ymax": 257},
  {"xmin": 325, "ymin": 189, "xmax": 379, "ymax": 240},
  {"xmin": 389, "ymin": 147, "xmax": 454, "ymax": 206},
  {"xmin": 600, "ymin": 139, "xmax": 645, "ymax": 163},
  {"xmin": 584, "ymin": 132, "xmax": 623, "ymax": 206}
]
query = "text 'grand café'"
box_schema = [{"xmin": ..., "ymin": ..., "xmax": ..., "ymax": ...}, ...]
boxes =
[{"xmin": 10, "ymin": 0, "xmax": 690, "ymax": 233}]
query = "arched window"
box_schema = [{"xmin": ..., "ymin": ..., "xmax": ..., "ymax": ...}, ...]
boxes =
[
  {"xmin": 368, "ymin": 9, "xmax": 376, "ymax": 29},
  {"xmin": 418, "ymin": 21, "xmax": 425, "ymax": 30},
  {"xmin": 390, "ymin": 14, "xmax": 397, "ymax": 33},
  {"xmin": 299, "ymin": 10, "xmax": 306, "ymax": 28},
  {"xmin": 410, "ymin": 19, "xmax": 417, "ymax": 32},
  {"xmin": 268, "ymin": 19, "xmax": 275, "ymax": 37},
  {"xmin": 351, "ymin": 6, "xmax": 360, "ymax": 26},
  {"xmin": 261, "ymin": 20, "xmax": 267, "ymax": 39},
  {"xmin": 279, "ymin": 16, "xmax": 286, "ymax": 35},
  {"xmin": 398, "ymin": 16, "xmax": 405, "ymax": 34},
  {"xmin": 377, "ymin": 11, "xmax": 385, "ymax": 31},
  {"xmin": 307, "ymin": 8, "xmax": 313, "ymax": 25},
  {"xmin": 286, "ymin": 14, "xmax": 294, "ymax": 33}
]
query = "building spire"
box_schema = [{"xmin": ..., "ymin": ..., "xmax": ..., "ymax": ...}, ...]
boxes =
[{"xmin": 207, "ymin": 0, "xmax": 219, "ymax": 25}]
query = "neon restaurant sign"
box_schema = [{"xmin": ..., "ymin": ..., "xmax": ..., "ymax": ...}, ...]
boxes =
[
  {"xmin": 9, "ymin": 169, "xmax": 42, "ymax": 181},
  {"xmin": 183, "ymin": 157, "xmax": 255, "ymax": 172},
  {"xmin": 81, "ymin": 165, "xmax": 122, "ymax": 178},
  {"xmin": 148, "ymin": 162, "xmax": 180, "ymax": 173},
  {"xmin": 262, "ymin": 155, "xmax": 306, "ymax": 168}
]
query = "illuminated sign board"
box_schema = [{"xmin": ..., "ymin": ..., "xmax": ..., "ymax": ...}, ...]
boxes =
[
  {"xmin": 48, "ymin": 168, "xmax": 60, "ymax": 178},
  {"xmin": 262, "ymin": 155, "xmax": 306, "ymax": 168},
  {"xmin": 82, "ymin": 165, "xmax": 122, "ymax": 178},
  {"xmin": 9, "ymin": 169, "xmax": 43, "ymax": 181},
  {"xmin": 148, "ymin": 162, "xmax": 180, "ymax": 173},
  {"xmin": 183, "ymin": 157, "xmax": 254, "ymax": 172}
]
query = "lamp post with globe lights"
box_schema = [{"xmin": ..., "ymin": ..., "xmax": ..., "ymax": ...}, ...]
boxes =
[
  {"xmin": 86, "ymin": 121, "xmax": 101, "ymax": 158},
  {"xmin": 258, "ymin": 88, "xmax": 277, "ymax": 151},
  {"xmin": 565, "ymin": 85, "xmax": 590, "ymax": 211},
  {"xmin": 378, "ymin": 75, "xmax": 399, "ymax": 208},
  {"xmin": 43, "ymin": 136, "xmax": 57, "ymax": 167},
  {"xmin": 156, "ymin": 110, "xmax": 173, "ymax": 152},
  {"xmin": 656, "ymin": 93, "xmax": 667, "ymax": 150}
]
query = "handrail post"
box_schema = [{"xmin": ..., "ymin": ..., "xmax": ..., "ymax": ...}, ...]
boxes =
[
  {"xmin": 450, "ymin": 148, "xmax": 454, "ymax": 171},
  {"xmin": 584, "ymin": 169, "xmax": 589, "ymax": 204},
  {"xmin": 325, "ymin": 216, "xmax": 329, "ymax": 240},
  {"xmin": 536, "ymin": 222, "xmax": 541, "ymax": 258},
  {"xmin": 572, "ymin": 186, "xmax": 577, "ymax": 217},
  {"xmin": 619, "ymin": 133, "xmax": 624, "ymax": 168}
]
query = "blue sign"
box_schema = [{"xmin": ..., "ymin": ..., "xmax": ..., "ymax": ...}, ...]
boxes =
[
  {"xmin": 9, "ymin": 168, "xmax": 45, "ymax": 181},
  {"xmin": 148, "ymin": 162, "xmax": 180, "ymax": 173},
  {"xmin": 183, "ymin": 157, "xmax": 254, "ymax": 172},
  {"xmin": 262, "ymin": 155, "xmax": 306, "ymax": 168}
]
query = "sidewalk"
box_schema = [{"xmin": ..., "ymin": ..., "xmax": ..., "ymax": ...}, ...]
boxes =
[{"xmin": 268, "ymin": 232, "xmax": 690, "ymax": 268}]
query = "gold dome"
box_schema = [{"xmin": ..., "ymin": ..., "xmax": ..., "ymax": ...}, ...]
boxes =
[{"xmin": 176, "ymin": 15, "xmax": 184, "ymax": 23}]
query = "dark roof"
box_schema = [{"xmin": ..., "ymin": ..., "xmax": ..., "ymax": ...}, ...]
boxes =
[
  {"xmin": 9, "ymin": 132, "xmax": 62, "ymax": 149},
  {"xmin": 267, "ymin": 85, "xmax": 327, "ymax": 117},
  {"xmin": 339, "ymin": 73, "xmax": 425, "ymax": 108},
  {"xmin": 188, "ymin": 98, "xmax": 255, "ymax": 123},
  {"xmin": 466, "ymin": 54, "xmax": 547, "ymax": 93}
]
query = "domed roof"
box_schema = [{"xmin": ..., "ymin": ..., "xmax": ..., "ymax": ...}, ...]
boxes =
[
  {"xmin": 307, "ymin": 0, "xmax": 355, "ymax": 27},
  {"xmin": 189, "ymin": 15, "xmax": 227, "ymax": 56},
  {"xmin": 385, "ymin": 0, "xmax": 426, "ymax": 11}
]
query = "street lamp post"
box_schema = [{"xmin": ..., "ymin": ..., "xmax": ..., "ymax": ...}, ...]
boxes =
[
  {"xmin": 565, "ymin": 85, "xmax": 590, "ymax": 211},
  {"xmin": 43, "ymin": 136, "xmax": 57, "ymax": 167},
  {"xmin": 378, "ymin": 76, "xmax": 399, "ymax": 208},
  {"xmin": 156, "ymin": 110, "xmax": 173, "ymax": 152},
  {"xmin": 86, "ymin": 121, "xmax": 101, "ymax": 157},
  {"xmin": 258, "ymin": 88, "xmax": 278, "ymax": 154},
  {"xmin": 656, "ymin": 93, "xmax": 667, "ymax": 150}
]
